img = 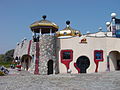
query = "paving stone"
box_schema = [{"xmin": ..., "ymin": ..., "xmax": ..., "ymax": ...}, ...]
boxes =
[{"xmin": 1, "ymin": 70, "xmax": 120, "ymax": 90}]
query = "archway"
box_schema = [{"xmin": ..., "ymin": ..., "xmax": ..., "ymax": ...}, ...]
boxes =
[
  {"xmin": 14, "ymin": 56, "xmax": 19, "ymax": 63},
  {"xmin": 47, "ymin": 60, "xmax": 53, "ymax": 75},
  {"xmin": 15, "ymin": 57, "xmax": 18, "ymax": 60},
  {"xmin": 109, "ymin": 51, "xmax": 120, "ymax": 70},
  {"xmin": 21, "ymin": 55, "xmax": 32, "ymax": 70},
  {"xmin": 76, "ymin": 56, "xmax": 90, "ymax": 73}
]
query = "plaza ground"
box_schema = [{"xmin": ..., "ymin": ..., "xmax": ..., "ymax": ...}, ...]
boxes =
[{"xmin": 0, "ymin": 69, "xmax": 120, "ymax": 90}]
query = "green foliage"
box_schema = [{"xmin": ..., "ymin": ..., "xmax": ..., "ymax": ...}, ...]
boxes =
[
  {"xmin": 0, "ymin": 49, "xmax": 14, "ymax": 68},
  {"xmin": 4, "ymin": 49, "xmax": 14, "ymax": 62},
  {"xmin": 0, "ymin": 62, "xmax": 12, "ymax": 68},
  {"xmin": 0, "ymin": 54, "xmax": 4, "ymax": 62}
]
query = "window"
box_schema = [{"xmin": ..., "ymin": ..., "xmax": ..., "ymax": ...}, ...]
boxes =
[
  {"xmin": 60, "ymin": 50, "xmax": 73, "ymax": 70},
  {"xmin": 63, "ymin": 52, "xmax": 71, "ymax": 59},
  {"xmin": 61, "ymin": 50, "xmax": 73, "ymax": 60},
  {"xmin": 64, "ymin": 32, "xmax": 67, "ymax": 35},
  {"xmin": 95, "ymin": 52, "xmax": 102, "ymax": 60},
  {"xmin": 94, "ymin": 50, "xmax": 103, "ymax": 61}
]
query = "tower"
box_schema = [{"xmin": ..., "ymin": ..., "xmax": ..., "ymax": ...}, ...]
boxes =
[
  {"xmin": 30, "ymin": 15, "xmax": 59, "ymax": 75},
  {"xmin": 106, "ymin": 13, "xmax": 120, "ymax": 38}
]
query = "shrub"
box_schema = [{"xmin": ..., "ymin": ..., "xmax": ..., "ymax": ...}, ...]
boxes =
[{"xmin": 0, "ymin": 71, "xmax": 5, "ymax": 76}]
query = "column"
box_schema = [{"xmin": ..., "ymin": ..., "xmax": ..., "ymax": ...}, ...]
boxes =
[
  {"xmin": 107, "ymin": 56, "xmax": 110, "ymax": 71},
  {"xmin": 40, "ymin": 28, "xmax": 42, "ymax": 39},
  {"xmin": 50, "ymin": 28, "xmax": 52, "ymax": 35}
]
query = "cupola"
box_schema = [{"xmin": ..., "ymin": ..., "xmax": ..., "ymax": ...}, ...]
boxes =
[
  {"xmin": 56, "ymin": 20, "xmax": 81, "ymax": 38},
  {"xmin": 30, "ymin": 15, "xmax": 59, "ymax": 42},
  {"xmin": 30, "ymin": 15, "xmax": 59, "ymax": 34}
]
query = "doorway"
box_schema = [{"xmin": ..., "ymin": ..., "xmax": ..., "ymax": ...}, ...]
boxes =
[
  {"xmin": 117, "ymin": 60, "xmax": 120, "ymax": 70},
  {"xmin": 76, "ymin": 56, "xmax": 90, "ymax": 73},
  {"xmin": 109, "ymin": 51, "xmax": 120, "ymax": 70},
  {"xmin": 21, "ymin": 55, "xmax": 32, "ymax": 70},
  {"xmin": 47, "ymin": 60, "xmax": 53, "ymax": 75}
]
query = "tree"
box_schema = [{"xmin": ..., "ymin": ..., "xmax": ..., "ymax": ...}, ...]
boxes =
[
  {"xmin": 0, "ymin": 54, "xmax": 4, "ymax": 62},
  {"xmin": 4, "ymin": 49, "xmax": 14, "ymax": 62}
]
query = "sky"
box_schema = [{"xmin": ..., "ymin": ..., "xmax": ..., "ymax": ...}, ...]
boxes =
[{"xmin": 0, "ymin": 0, "xmax": 120, "ymax": 54}]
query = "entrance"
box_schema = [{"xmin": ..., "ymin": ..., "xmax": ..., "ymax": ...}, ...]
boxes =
[
  {"xmin": 76, "ymin": 56, "xmax": 90, "ymax": 73},
  {"xmin": 21, "ymin": 55, "xmax": 32, "ymax": 70},
  {"xmin": 117, "ymin": 60, "xmax": 120, "ymax": 70},
  {"xmin": 47, "ymin": 60, "xmax": 53, "ymax": 75},
  {"xmin": 109, "ymin": 51, "xmax": 120, "ymax": 70}
]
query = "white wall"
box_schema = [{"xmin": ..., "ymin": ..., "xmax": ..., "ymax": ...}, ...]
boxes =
[{"xmin": 57, "ymin": 36, "xmax": 120, "ymax": 74}]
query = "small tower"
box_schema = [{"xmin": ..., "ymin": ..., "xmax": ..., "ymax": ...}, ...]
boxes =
[
  {"xmin": 30, "ymin": 15, "xmax": 59, "ymax": 75},
  {"xmin": 111, "ymin": 13, "xmax": 120, "ymax": 38},
  {"xmin": 106, "ymin": 13, "xmax": 120, "ymax": 38}
]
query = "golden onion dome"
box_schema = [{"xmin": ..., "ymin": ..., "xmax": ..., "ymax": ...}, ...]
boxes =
[
  {"xmin": 30, "ymin": 15, "xmax": 59, "ymax": 33},
  {"xmin": 56, "ymin": 20, "xmax": 81, "ymax": 38}
]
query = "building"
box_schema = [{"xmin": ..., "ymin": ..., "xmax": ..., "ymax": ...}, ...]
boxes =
[{"xmin": 14, "ymin": 13, "xmax": 120, "ymax": 75}]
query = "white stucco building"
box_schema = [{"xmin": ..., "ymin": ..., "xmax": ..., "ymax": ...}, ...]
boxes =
[{"xmin": 14, "ymin": 13, "xmax": 120, "ymax": 75}]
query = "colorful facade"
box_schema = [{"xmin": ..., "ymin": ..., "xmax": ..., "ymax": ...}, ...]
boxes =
[{"xmin": 14, "ymin": 13, "xmax": 120, "ymax": 75}]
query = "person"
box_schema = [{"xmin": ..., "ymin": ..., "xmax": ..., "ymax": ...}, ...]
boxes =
[{"xmin": 10, "ymin": 64, "xmax": 15, "ymax": 69}]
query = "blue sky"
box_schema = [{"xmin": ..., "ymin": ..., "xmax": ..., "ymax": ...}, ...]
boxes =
[{"xmin": 0, "ymin": 0, "xmax": 119, "ymax": 54}]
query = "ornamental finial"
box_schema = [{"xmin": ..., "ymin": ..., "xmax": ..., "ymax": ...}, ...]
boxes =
[
  {"xmin": 66, "ymin": 20, "xmax": 70, "ymax": 25},
  {"xmin": 42, "ymin": 15, "xmax": 47, "ymax": 20}
]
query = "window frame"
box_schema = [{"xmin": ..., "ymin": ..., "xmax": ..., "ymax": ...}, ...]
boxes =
[
  {"xmin": 94, "ymin": 50, "xmax": 104, "ymax": 62},
  {"xmin": 61, "ymin": 50, "xmax": 73, "ymax": 61},
  {"xmin": 60, "ymin": 49, "xmax": 73, "ymax": 70}
]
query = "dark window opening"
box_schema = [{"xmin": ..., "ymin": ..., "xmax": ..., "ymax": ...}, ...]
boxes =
[
  {"xmin": 61, "ymin": 49, "xmax": 73, "ymax": 62},
  {"xmin": 95, "ymin": 52, "xmax": 102, "ymax": 60},
  {"xmin": 64, "ymin": 32, "xmax": 67, "ymax": 35},
  {"xmin": 21, "ymin": 42, "xmax": 24, "ymax": 48},
  {"xmin": 47, "ymin": 60, "xmax": 53, "ymax": 75},
  {"xmin": 94, "ymin": 50, "xmax": 103, "ymax": 61},
  {"xmin": 63, "ymin": 52, "xmax": 71, "ymax": 59},
  {"xmin": 15, "ymin": 57, "xmax": 18, "ymax": 60}
]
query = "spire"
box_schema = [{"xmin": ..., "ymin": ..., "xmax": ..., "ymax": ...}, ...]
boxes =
[
  {"xmin": 66, "ymin": 20, "xmax": 70, "ymax": 27},
  {"xmin": 42, "ymin": 15, "xmax": 47, "ymax": 20}
]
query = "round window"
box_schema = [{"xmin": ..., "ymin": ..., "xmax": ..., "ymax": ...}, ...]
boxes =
[{"xmin": 64, "ymin": 32, "xmax": 67, "ymax": 35}]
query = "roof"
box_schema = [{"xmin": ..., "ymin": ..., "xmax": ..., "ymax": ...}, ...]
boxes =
[
  {"xmin": 30, "ymin": 15, "xmax": 59, "ymax": 33},
  {"xmin": 30, "ymin": 19, "xmax": 59, "ymax": 29},
  {"xmin": 56, "ymin": 21, "xmax": 81, "ymax": 38}
]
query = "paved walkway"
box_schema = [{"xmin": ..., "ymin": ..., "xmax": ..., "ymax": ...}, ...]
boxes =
[{"xmin": 0, "ymin": 69, "xmax": 120, "ymax": 90}]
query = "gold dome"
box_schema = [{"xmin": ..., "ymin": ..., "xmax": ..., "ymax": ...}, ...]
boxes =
[
  {"xmin": 56, "ymin": 21, "xmax": 81, "ymax": 38},
  {"xmin": 30, "ymin": 15, "xmax": 58, "ymax": 33}
]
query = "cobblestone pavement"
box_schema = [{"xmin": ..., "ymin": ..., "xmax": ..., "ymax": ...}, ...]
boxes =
[{"xmin": 0, "ymin": 69, "xmax": 120, "ymax": 90}]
